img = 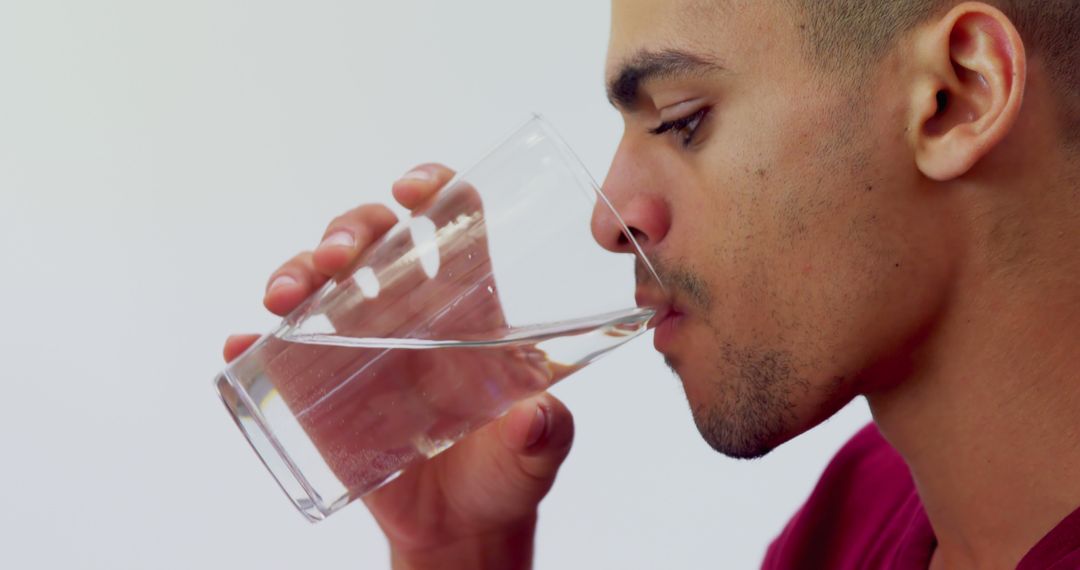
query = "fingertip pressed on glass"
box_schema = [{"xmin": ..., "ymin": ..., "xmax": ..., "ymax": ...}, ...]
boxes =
[{"xmin": 215, "ymin": 115, "xmax": 663, "ymax": 522}]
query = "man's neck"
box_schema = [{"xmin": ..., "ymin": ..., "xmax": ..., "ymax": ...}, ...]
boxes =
[{"xmin": 866, "ymin": 188, "xmax": 1080, "ymax": 569}]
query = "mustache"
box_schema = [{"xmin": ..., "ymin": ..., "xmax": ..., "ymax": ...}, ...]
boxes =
[{"xmin": 636, "ymin": 258, "xmax": 712, "ymax": 311}]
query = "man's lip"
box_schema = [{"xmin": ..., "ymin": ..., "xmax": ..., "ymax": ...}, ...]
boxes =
[
  {"xmin": 647, "ymin": 305, "xmax": 671, "ymax": 329},
  {"xmin": 652, "ymin": 309, "xmax": 684, "ymax": 353},
  {"xmin": 635, "ymin": 289, "xmax": 684, "ymax": 330},
  {"xmin": 648, "ymin": 305, "xmax": 685, "ymax": 330}
]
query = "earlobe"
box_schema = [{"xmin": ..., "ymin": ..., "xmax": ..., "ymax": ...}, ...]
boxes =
[{"xmin": 910, "ymin": 2, "xmax": 1026, "ymax": 181}]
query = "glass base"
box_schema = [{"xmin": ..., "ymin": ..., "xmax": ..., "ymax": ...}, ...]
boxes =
[{"xmin": 216, "ymin": 371, "xmax": 344, "ymax": 523}]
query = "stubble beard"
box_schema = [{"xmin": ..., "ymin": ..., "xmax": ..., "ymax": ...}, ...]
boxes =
[
  {"xmin": 648, "ymin": 260, "xmax": 803, "ymax": 460},
  {"xmin": 692, "ymin": 340, "xmax": 803, "ymax": 459}
]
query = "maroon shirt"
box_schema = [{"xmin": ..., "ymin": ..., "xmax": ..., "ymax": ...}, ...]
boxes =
[{"xmin": 763, "ymin": 424, "xmax": 1080, "ymax": 569}]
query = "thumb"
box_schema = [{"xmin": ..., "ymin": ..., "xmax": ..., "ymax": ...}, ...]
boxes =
[{"xmin": 498, "ymin": 392, "xmax": 575, "ymax": 485}]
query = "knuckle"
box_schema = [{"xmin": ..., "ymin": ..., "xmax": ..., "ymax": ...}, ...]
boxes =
[
  {"xmin": 342, "ymin": 204, "xmax": 392, "ymax": 227},
  {"xmin": 356, "ymin": 203, "xmax": 390, "ymax": 222},
  {"xmin": 282, "ymin": 251, "xmax": 312, "ymax": 273},
  {"xmin": 416, "ymin": 162, "xmax": 456, "ymax": 178},
  {"xmin": 326, "ymin": 213, "xmax": 354, "ymax": 233},
  {"xmin": 357, "ymin": 204, "xmax": 398, "ymax": 232}
]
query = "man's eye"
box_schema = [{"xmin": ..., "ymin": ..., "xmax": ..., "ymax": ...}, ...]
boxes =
[{"xmin": 650, "ymin": 107, "xmax": 711, "ymax": 148}]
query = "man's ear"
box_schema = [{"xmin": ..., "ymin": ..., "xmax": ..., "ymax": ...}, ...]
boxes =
[{"xmin": 908, "ymin": 2, "xmax": 1026, "ymax": 181}]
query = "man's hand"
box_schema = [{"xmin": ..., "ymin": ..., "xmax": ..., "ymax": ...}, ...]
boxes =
[{"xmin": 223, "ymin": 164, "xmax": 574, "ymax": 570}]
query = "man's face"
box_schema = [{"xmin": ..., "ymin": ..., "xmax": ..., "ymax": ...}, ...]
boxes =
[{"xmin": 596, "ymin": 0, "xmax": 955, "ymax": 457}]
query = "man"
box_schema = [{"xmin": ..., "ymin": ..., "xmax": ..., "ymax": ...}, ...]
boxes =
[{"xmin": 224, "ymin": 0, "xmax": 1080, "ymax": 567}]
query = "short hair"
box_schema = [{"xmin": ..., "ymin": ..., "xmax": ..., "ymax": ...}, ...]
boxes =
[{"xmin": 787, "ymin": 0, "xmax": 1080, "ymax": 142}]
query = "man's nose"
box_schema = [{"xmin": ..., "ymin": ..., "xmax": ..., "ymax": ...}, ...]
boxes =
[{"xmin": 590, "ymin": 147, "xmax": 671, "ymax": 254}]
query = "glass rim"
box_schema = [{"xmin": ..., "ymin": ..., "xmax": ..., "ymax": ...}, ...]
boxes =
[{"xmin": 461, "ymin": 113, "xmax": 665, "ymax": 290}]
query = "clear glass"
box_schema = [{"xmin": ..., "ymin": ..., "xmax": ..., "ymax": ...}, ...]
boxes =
[{"xmin": 215, "ymin": 115, "xmax": 662, "ymax": 522}]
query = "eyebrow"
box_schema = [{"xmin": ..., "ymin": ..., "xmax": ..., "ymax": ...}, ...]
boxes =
[{"xmin": 606, "ymin": 49, "xmax": 725, "ymax": 110}]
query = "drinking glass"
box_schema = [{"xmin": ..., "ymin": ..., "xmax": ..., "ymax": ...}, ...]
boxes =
[{"xmin": 215, "ymin": 115, "xmax": 662, "ymax": 522}]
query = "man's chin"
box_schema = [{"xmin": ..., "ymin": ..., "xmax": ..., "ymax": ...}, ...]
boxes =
[
  {"xmin": 700, "ymin": 428, "xmax": 779, "ymax": 460},
  {"xmin": 708, "ymin": 438, "xmax": 778, "ymax": 460},
  {"xmin": 690, "ymin": 403, "xmax": 791, "ymax": 460},
  {"xmin": 663, "ymin": 354, "xmax": 681, "ymax": 375}
]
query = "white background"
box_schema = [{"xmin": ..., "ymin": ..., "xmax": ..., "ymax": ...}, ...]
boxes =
[{"xmin": 0, "ymin": 1, "xmax": 870, "ymax": 568}]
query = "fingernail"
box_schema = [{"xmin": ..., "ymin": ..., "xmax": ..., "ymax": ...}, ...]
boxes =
[
  {"xmin": 319, "ymin": 231, "xmax": 355, "ymax": 250},
  {"xmin": 525, "ymin": 405, "xmax": 548, "ymax": 448},
  {"xmin": 268, "ymin": 274, "xmax": 298, "ymax": 293},
  {"xmin": 399, "ymin": 169, "xmax": 434, "ymax": 182}
]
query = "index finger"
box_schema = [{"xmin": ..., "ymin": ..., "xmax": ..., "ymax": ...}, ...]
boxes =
[{"xmin": 391, "ymin": 163, "xmax": 457, "ymax": 210}]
